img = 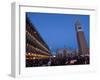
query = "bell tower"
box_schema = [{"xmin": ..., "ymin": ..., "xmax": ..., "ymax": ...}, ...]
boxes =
[{"xmin": 75, "ymin": 20, "xmax": 88, "ymax": 56}]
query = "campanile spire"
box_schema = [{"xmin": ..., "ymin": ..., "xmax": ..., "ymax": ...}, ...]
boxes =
[{"xmin": 75, "ymin": 20, "xmax": 88, "ymax": 56}]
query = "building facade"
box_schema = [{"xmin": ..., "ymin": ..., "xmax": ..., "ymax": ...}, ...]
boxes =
[
  {"xmin": 26, "ymin": 16, "xmax": 51, "ymax": 67},
  {"xmin": 56, "ymin": 48, "xmax": 76, "ymax": 58}
]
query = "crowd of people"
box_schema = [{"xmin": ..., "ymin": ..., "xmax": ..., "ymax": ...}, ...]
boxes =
[
  {"xmin": 50, "ymin": 56, "xmax": 89, "ymax": 66},
  {"xmin": 26, "ymin": 58, "xmax": 49, "ymax": 67},
  {"xmin": 26, "ymin": 55, "xmax": 89, "ymax": 67}
]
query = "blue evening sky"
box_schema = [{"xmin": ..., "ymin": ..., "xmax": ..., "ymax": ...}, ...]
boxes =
[{"xmin": 26, "ymin": 12, "xmax": 89, "ymax": 53}]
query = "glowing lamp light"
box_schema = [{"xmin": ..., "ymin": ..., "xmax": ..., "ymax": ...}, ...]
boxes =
[
  {"xmin": 28, "ymin": 53, "xmax": 31, "ymax": 55},
  {"xmin": 33, "ymin": 57, "xmax": 35, "ymax": 59},
  {"xmin": 54, "ymin": 55, "xmax": 56, "ymax": 57}
]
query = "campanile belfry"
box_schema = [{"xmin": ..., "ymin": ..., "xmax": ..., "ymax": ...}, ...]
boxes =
[{"xmin": 75, "ymin": 20, "xmax": 88, "ymax": 56}]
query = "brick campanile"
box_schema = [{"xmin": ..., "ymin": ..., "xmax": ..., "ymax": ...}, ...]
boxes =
[{"xmin": 75, "ymin": 20, "xmax": 88, "ymax": 56}]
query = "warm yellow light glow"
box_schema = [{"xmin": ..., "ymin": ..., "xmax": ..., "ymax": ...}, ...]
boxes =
[
  {"xmin": 33, "ymin": 57, "xmax": 35, "ymax": 59},
  {"xmin": 26, "ymin": 53, "xmax": 50, "ymax": 60},
  {"xmin": 26, "ymin": 31, "xmax": 49, "ymax": 52},
  {"xmin": 26, "ymin": 43, "xmax": 50, "ymax": 55},
  {"xmin": 28, "ymin": 53, "xmax": 31, "ymax": 55}
]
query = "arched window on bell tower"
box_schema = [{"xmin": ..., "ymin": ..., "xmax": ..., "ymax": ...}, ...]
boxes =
[{"xmin": 75, "ymin": 20, "xmax": 83, "ymax": 32}]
